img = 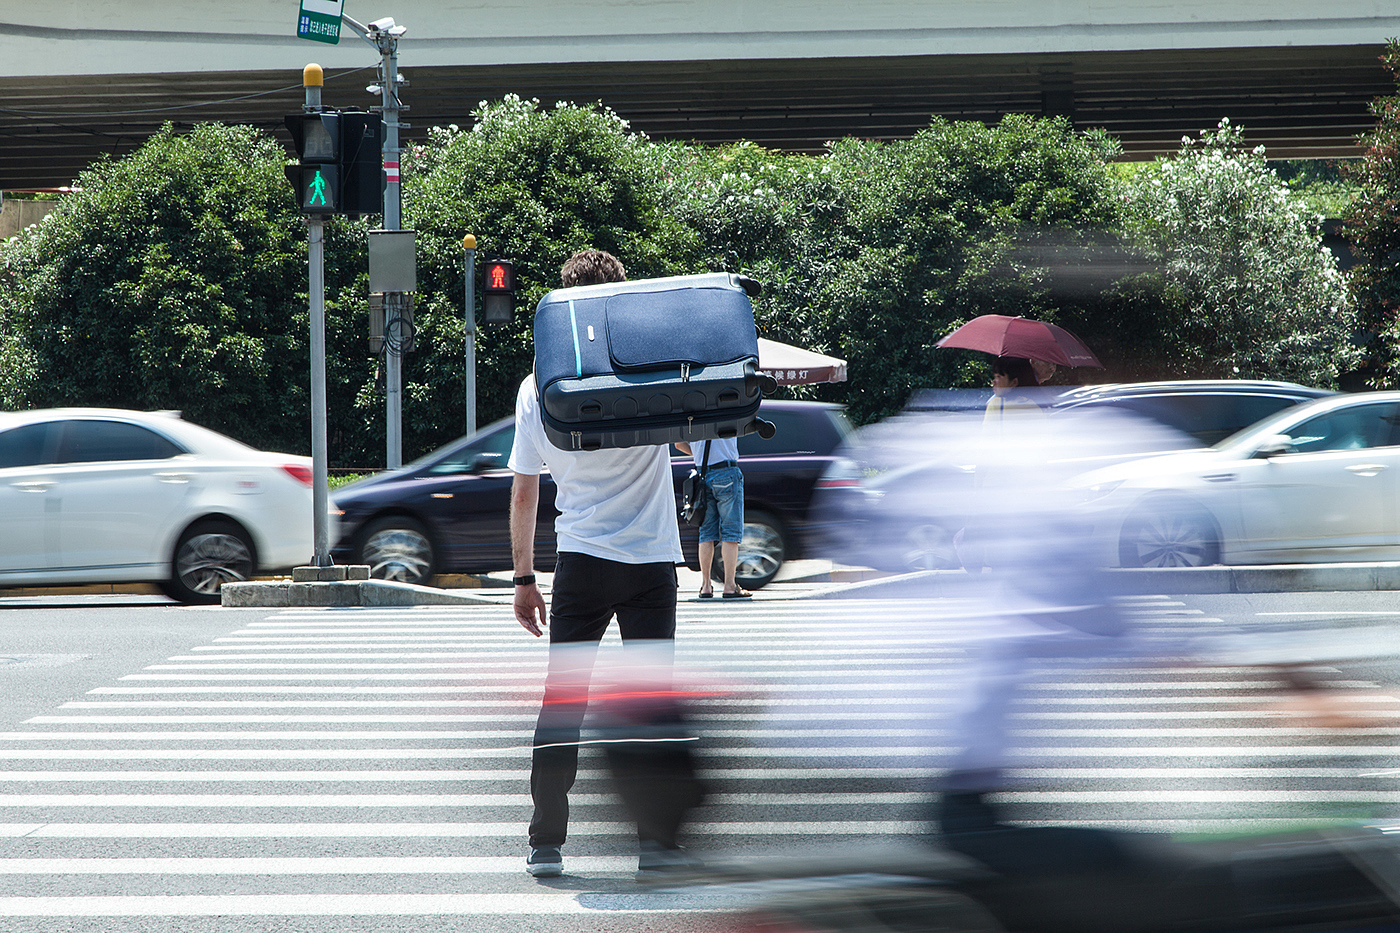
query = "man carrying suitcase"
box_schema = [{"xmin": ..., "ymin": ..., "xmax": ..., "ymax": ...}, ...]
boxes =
[{"xmin": 509, "ymin": 249, "xmax": 692, "ymax": 878}]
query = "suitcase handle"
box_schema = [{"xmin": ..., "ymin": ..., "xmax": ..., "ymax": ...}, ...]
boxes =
[
  {"xmin": 733, "ymin": 275, "xmax": 763, "ymax": 298},
  {"xmin": 746, "ymin": 370, "xmax": 779, "ymax": 396}
]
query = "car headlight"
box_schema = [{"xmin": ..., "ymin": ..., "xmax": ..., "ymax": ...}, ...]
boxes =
[{"xmin": 1080, "ymin": 479, "xmax": 1125, "ymax": 502}]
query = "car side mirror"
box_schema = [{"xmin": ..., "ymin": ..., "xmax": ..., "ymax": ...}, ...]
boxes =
[
  {"xmin": 468, "ymin": 452, "xmax": 503, "ymax": 473},
  {"xmin": 1253, "ymin": 434, "xmax": 1295, "ymax": 458}
]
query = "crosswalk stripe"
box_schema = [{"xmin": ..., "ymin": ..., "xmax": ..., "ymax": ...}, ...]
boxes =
[
  {"xmin": 28, "ymin": 714, "xmax": 1396, "ymax": 736},
  {"xmin": 0, "ymin": 892, "xmax": 737, "ymax": 916},
  {"xmin": 0, "ymin": 821, "xmax": 912, "ymax": 838},
  {"xmin": 80, "ymin": 683, "xmax": 1281, "ymax": 695},
  {"xmin": 0, "ymin": 728, "xmax": 940, "ymax": 739},
  {"xmin": 0, "ymin": 857, "xmax": 645, "ymax": 874},
  {"xmin": 58, "ymin": 701, "xmax": 1383, "ymax": 722},
  {"xmin": 0, "ymin": 745, "xmax": 1389, "ymax": 760},
  {"xmin": 0, "ymin": 792, "xmax": 922, "ymax": 806},
  {"xmin": 140, "ymin": 660, "xmax": 936, "ymax": 670},
  {"xmin": 0, "ymin": 766, "xmax": 1387, "ymax": 782}
]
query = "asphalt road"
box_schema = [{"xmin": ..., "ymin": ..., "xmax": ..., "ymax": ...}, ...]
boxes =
[{"xmin": 0, "ymin": 584, "xmax": 1396, "ymax": 931}]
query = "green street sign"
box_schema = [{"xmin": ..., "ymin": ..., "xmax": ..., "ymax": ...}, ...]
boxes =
[{"xmin": 297, "ymin": 0, "xmax": 344, "ymax": 44}]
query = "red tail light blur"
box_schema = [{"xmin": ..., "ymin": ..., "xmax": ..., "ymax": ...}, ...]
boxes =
[{"xmin": 281, "ymin": 464, "xmax": 314, "ymax": 486}]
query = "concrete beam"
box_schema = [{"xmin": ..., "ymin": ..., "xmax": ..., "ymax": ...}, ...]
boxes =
[{"xmin": 4, "ymin": 1, "xmax": 1399, "ymax": 77}]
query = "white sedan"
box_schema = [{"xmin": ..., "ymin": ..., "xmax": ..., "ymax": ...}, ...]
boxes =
[
  {"xmin": 1075, "ymin": 391, "xmax": 1400, "ymax": 567},
  {"xmin": 0, "ymin": 409, "xmax": 313, "ymax": 602}
]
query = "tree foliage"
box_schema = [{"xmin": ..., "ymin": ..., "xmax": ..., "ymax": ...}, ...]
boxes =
[
  {"xmin": 814, "ymin": 117, "xmax": 1128, "ymax": 422},
  {"xmin": 652, "ymin": 116, "xmax": 1130, "ymax": 423},
  {"xmin": 0, "ymin": 123, "xmax": 376, "ymax": 459},
  {"xmin": 1345, "ymin": 40, "xmax": 1400, "ymax": 388},
  {"xmin": 1119, "ymin": 120, "xmax": 1356, "ymax": 386},
  {"xmin": 395, "ymin": 96, "xmax": 699, "ymax": 453}
]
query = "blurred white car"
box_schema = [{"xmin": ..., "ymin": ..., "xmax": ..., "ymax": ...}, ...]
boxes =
[
  {"xmin": 0, "ymin": 408, "xmax": 313, "ymax": 602},
  {"xmin": 1074, "ymin": 391, "xmax": 1400, "ymax": 567}
]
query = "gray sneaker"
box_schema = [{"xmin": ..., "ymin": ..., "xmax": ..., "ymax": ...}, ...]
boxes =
[
  {"xmin": 636, "ymin": 840, "xmax": 702, "ymax": 879},
  {"xmin": 526, "ymin": 846, "xmax": 563, "ymax": 877}
]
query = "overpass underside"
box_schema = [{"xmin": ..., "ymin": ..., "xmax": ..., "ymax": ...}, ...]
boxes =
[{"xmin": 1, "ymin": 44, "xmax": 1390, "ymax": 189}]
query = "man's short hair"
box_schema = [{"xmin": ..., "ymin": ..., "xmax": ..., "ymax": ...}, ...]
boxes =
[{"xmin": 561, "ymin": 250, "xmax": 626, "ymax": 287}]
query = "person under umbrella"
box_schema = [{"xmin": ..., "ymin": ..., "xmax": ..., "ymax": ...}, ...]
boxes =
[
  {"xmin": 1029, "ymin": 358, "xmax": 1059, "ymax": 386},
  {"xmin": 984, "ymin": 355, "xmax": 1045, "ymax": 433}
]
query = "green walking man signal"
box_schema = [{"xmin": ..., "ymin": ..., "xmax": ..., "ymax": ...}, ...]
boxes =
[{"xmin": 308, "ymin": 169, "xmax": 330, "ymax": 205}]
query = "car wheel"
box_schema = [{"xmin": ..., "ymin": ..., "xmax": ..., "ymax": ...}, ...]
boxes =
[
  {"xmin": 1118, "ymin": 502, "xmax": 1221, "ymax": 568},
  {"xmin": 357, "ymin": 516, "xmax": 436, "ymax": 585},
  {"xmin": 710, "ymin": 509, "xmax": 786, "ymax": 590},
  {"xmin": 161, "ymin": 519, "xmax": 256, "ymax": 605},
  {"xmin": 898, "ymin": 522, "xmax": 959, "ymax": 571}
]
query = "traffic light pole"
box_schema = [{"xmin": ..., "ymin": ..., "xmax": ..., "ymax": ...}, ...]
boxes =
[
  {"xmin": 463, "ymin": 234, "xmax": 477, "ymax": 436},
  {"xmin": 302, "ymin": 66, "xmax": 332, "ymax": 568},
  {"xmin": 343, "ymin": 13, "xmax": 407, "ymax": 469},
  {"xmin": 308, "ymin": 215, "xmax": 331, "ymax": 567}
]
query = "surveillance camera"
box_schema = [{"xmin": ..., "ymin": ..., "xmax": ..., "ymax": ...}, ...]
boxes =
[{"xmin": 369, "ymin": 16, "xmax": 396, "ymax": 30}]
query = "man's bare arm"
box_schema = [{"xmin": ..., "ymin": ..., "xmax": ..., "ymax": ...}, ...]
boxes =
[{"xmin": 510, "ymin": 472, "xmax": 548, "ymax": 637}]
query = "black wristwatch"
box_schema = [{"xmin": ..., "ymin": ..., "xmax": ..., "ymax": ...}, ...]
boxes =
[{"xmin": 512, "ymin": 574, "xmax": 536, "ymax": 586}]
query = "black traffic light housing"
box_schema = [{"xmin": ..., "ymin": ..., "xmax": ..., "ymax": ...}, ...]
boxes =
[
  {"xmin": 338, "ymin": 112, "xmax": 384, "ymax": 216},
  {"xmin": 284, "ymin": 110, "xmax": 384, "ymax": 216},
  {"xmin": 482, "ymin": 259, "xmax": 516, "ymax": 324}
]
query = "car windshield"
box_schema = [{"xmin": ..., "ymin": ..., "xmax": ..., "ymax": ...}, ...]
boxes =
[
  {"xmin": 1215, "ymin": 398, "xmax": 1343, "ymax": 451},
  {"xmin": 422, "ymin": 420, "xmax": 517, "ymax": 475}
]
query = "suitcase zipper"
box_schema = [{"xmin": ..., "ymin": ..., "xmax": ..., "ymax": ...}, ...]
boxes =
[
  {"xmin": 571, "ymin": 431, "xmax": 582, "ymax": 450},
  {"xmin": 680, "ymin": 362, "xmax": 690, "ymax": 382}
]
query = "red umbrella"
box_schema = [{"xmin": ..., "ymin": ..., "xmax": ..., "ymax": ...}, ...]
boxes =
[{"xmin": 935, "ymin": 315, "xmax": 1103, "ymax": 368}]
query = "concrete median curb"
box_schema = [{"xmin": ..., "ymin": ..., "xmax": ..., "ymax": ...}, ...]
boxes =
[
  {"xmin": 219, "ymin": 579, "xmax": 498, "ymax": 608},
  {"xmin": 806, "ymin": 562, "xmax": 1400, "ymax": 598}
]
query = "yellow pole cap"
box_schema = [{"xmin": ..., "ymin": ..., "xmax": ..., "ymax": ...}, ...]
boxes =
[
  {"xmin": 303, "ymin": 64, "xmax": 324, "ymax": 88},
  {"xmin": 462, "ymin": 234, "xmax": 477, "ymax": 250}
]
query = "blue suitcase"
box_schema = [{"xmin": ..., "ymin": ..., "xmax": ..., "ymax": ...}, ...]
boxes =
[{"xmin": 533, "ymin": 273, "xmax": 777, "ymax": 451}]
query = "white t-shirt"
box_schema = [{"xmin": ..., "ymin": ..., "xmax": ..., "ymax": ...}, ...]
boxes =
[
  {"xmin": 685, "ymin": 436, "xmax": 739, "ymax": 470},
  {"xmin": 508, "ymin": 375, "xmax": 683, "ymax": 565}
]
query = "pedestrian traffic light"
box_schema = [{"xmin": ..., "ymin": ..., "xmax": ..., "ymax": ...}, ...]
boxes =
[
  {"xmin": 285, "ymin": 112, "xmax": 342, "ymax": 214},
  {"xmin": 482, "ymin": 259, "xmax": 515, "ymax": 324},
  {"xmin": 284, "ymin": 110, "xmax": 385, "ymax": 216}
]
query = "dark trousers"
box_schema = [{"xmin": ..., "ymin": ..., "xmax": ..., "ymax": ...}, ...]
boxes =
[{"xmin": 528, "ymin": 552, "xmax": 677, "ymax": 849}]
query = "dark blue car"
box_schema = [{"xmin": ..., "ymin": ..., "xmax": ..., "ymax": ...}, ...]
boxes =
[{"xmin": 331, "ymin": 400, "xmax": 851, "ymax": 590}]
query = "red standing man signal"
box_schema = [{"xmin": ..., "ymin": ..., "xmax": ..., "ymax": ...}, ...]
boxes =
[{"xmin": 482, "ymin": 259, "xmax": 516, "ymax": 324}]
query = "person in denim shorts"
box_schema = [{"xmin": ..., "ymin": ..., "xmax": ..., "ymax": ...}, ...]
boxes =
[{"xmin": 675, "ymin": 437, "xmax": 749, "ymax": 598}]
